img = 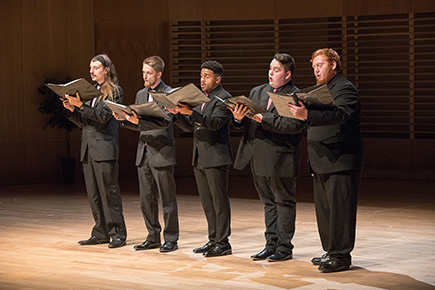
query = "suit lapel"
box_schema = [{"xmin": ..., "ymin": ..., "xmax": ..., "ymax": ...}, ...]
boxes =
[
  {"xmin": 203, "ymin": 96, "xmax": 212, "ymax": 112},
  {"xmin": 137, "ymin": 88, "xmax": 149, "ymax": 104},
  {"xmin": 327, "ymin": 74, "xmax": 340, "ymax": 92},
  {"xmin": 203, "ymin": 86, "xmax": 220, "ymax": 114}
]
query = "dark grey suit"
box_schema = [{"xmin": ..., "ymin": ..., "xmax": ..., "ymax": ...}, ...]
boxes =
[
  {"xmin": 68, "ymin": 84, "xmax": 126, "ymax": 242},
  {"xmin": 234, "ymin": 82, "xmax": 306, "ymax": 254},
  {"xmin": 122, "ymin": 81, "xmax": 179, "ymax": 244},
  {"xmin": 174, "ymin": 84, "xmax": 232, "ymax": 247},
  {"xmin": 306, "ymin": 73, "xmax": 364, "ymax": 265}
]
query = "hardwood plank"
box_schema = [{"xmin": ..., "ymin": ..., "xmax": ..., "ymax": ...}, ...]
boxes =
[{"xmin": 0, "ymin": 179, "xmax": 434, "ymax": 289}]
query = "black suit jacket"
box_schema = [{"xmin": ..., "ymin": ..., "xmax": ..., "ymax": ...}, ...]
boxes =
[
  {"xmin": 306, "ymin": 73, "xmax": 364, "ymax": 174},
  {"xmin": 174, "ymin": 84, "xmax": 232, "ymax": 168},
  {"xmin": 233, "ymin": 82, "xmax": 306, "ymax": 177},
  {"xmin": 122, "ymin": 81, "xmax": 176, "ymax": 167},
  {"xmin": 69, "ymin": 84, "xmax": 123, "ymax": 162}
]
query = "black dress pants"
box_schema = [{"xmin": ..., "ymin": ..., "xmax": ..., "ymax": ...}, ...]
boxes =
[
  {"xmin": 83, "ymin": 155, "xmax": 127, "ymax": 241},
  {"xmin": 252, "ymin": 169, "xmax": 297, "ymax": 254},
  {"xmin": 193, "ymin": 164, "xmax": 231, "ymax": 247},
  {"xmin": 313, "ymin": 170, "xmax": 361, "ymax": 264},
  {"xmin": 137, "ymin": 160, "xmax": 179, "ymax": 244}
]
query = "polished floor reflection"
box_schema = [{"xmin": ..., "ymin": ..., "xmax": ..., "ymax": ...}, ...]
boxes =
[{"xmin": 0, "ymin": 177, "xmax": 434, "ymax": 289}]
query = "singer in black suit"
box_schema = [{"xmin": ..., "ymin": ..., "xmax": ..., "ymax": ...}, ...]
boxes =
[
  {"xmin": 114, "ymin": 56, "xmax": 179, "ymax": 253},
  {"xmin": 230, "ymin": 54, "xmax": 306, "ymax": 262},
  {"xmin": 63, "ymin": 54, "xmax": 127, "ymax": 249},
  {"xmin": 289, "ymin": 48, "xmax": 364, "ymax": 273},
  {"xmin": 168, "ymin": 60, "xmax": 233, "ymax": 257}
]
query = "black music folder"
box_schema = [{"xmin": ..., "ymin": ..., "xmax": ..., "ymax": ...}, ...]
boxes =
[
  {"xmin": 104, "ymin": 100, "xmax": 168, "ymax": 120},
  {"xmin": 149, "ymin": 83, "xmax": 210, "ymax": 109},
  {"xmin": 46, "ymin": 78, "xmax": 102, "ymax": 102},
  {"xmin": 215, "ymin": 95, "xmax": 268, "ymax": 118},
  {"xmin": 267, "ymin": 84, "xmax": 335, "ymax": 119}
]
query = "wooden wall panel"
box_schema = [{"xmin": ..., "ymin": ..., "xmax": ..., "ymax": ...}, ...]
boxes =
[
  {"xmin": 94, "ymin": 22, "xmax": 163, "ymax": 105},
  {"xmin": 276, "ymin": 0, "xmax": 342, "ymax": 19},
  {"xmin": 203, "ymin": 0, "xmax": 275, "ymax": 20},
  {"xmin": 411, "ymin": 139, "xmax": 435, "ymax": 171},
  {"xmin": 21, "ymin": 0, "xmax": 94, "ymax": 144},
  {"xmin": 21, "ymin": 0, "xmax": 94, "ymax": 182},
  {"xmin": 0, "ymin": 144, "xmax": 26, "ymax": 183},
  {"xmin": 64, "ymin": 1, "xmax": 96, "ymax": 80},
  {"xmin": 362, "ymin": 139, "xmax": 412, "ymax": 171},
  {"xmin": 168, "ymin": 0, "xmax": 203, "ymax": 21},
  {"xmin": 0, "ymin": 0, "xmax": 94, "ymax": 184},
  {"xmin": 25, "ymin": 142, "xmax": 65, "ymax": 181},
  {"xmin": 343, "ymin": 0, "xmax": 411, "ymax": 16},
  {"xmin": 0, "ymin": 0, "xmax": 26, "ymax": 182},
  {"xmin": 0, "ymin": 0, "xmax": 24, "ymax": 145},
  {"xmin": 411, "ymin": 0, "xmax": 435, "ymax": 13},
  {"xmin": 362, "ymin": 139, "xmax": 435, "ymax": 180},
  {"xmin": 94, "ymin": 0, "xmax": 169, "ymax": 23}
]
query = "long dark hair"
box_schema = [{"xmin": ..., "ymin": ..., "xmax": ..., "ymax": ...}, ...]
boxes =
[{"xmin": 91, "ymin": 53, "xmax": 120, "ymax": 101}]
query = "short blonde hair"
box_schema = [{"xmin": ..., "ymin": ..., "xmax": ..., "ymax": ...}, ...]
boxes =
[{"xmin": 143, "ymin": 56, "xmax": 165, "ymax": 74}]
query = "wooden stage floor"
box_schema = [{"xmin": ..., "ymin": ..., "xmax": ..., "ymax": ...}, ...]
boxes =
[{"xmin": 0, "ymin": 177, "xmax": 434, "ymax": 289}]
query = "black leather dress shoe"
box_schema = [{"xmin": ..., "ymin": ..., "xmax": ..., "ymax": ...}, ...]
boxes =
[
  {"xmin": 251, "ymin": 248, "xmax": 274, "ymax": 260},
  {"xmin": 193, "ymin": 242, "xmax": 215, "ymax": 254},
  {"xmin": 160, "ymin": 241, "xmax": 178, "ymax": 252},
  {"xmin": 267, "ymin": 251, "xmax": 293, "ymax": 262},
  {"xmin": 311, "ymin": 253, "xmax": 329, "ymax": 265},
  {"xmin": 108, "ymin": 238, "xmax": 126, "ymax": 248},
  {"xmin": 204, "ymin": 244, "xmax": 232, "ymax": 257},
  {"xmin": 318, "ymin": 258, "xmax": 350, "ymax": 273},
  {"xmin": 78, "ymin": 236, "xmax": 110, "ymax": 245},
  {"xmin": 134, "ymin": 240, "xmax": 161, "ymax": 251}
]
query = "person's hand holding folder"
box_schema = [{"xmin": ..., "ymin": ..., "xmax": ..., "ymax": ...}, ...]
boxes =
[
  {"xmin": 267, "ymin": 84, "xmax": 333, "ymax": 120},
  {"xmin": 62, "ymin": 96, "xmax": 75, "ymax": 112},
  {"xmin": 228, "ymin": 103, "xmax": 263, "ymax": 123},
  {"xmin": 228, "ymin": 103, "xmax": 249, "ymax": 122},
  {"xmin": 65, "ymin": 92, "xmax": 84, "ymax": 109},
  {"xmin": 288, "ymin": 100, "xmax": 307, "ymax": 120},
  {"xmin": 105, "ymin": 100, "xmax": 167, "ymax": 121},
  {"xmin": 113, "ymin": 110, "xmax": 139, "ymax": 125},
  {"xmin": 176, "ymin": 103, "xmax": 194, "ymax": 116},
  {"xmin": 149, "ymin": 83, "xmax": 210, "ymax": 110},
  {"xmin": 62, "ymin": 92, "xmax": 83, "ymax": 112}
]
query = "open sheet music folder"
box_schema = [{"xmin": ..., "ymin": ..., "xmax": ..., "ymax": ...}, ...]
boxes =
[
  {"xmin": 149, "ymin": 83, "xmax": 210, "ymax": 109},
  {"xmin": 215, "ymin": 95, "xmax": 268, "ymax": 118},
  {"xmin": 46, "ymin": 78, "xmax": 102, "ymax": 102},
  {"xmin": 104, "ymin": 100, "xmax": 168, "ymax": 120},
  {"xmin": 267, "ymin": 84, "xmax": 335, "ymax": 119}
]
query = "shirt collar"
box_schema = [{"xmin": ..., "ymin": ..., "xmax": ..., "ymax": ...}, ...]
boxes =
[
  {"xmin": 270, "ymin": 80, "xmax": 293, "ymax": 93},
  {"xmin": 205, "ymin": 84, "xmax": 222, "ymax": 97},
  {"xmin": 150, "ymin": 80, "xmax": 163, "ymax": 92}
]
